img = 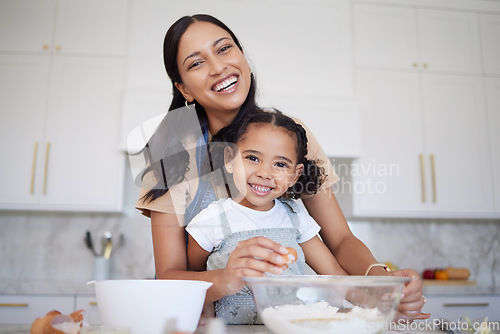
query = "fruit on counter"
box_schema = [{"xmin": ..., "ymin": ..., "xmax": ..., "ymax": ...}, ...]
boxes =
[
  {"xmin": 444, "ymin": 267, "xmax": 471, "ymax": 280},
  {"xmin": 422, "ymin": 267, "xmax": 471, "ymax": 280},
  {"xmin": 422, "ymin": 269, "xmax": 435, "ymax": 279},
  {"xmin": 30, "ymin": 309, "xmax": 84, "ymax": 334},
  {"xmin": 434, "ymin": 269, "xmax": 449, "ymax": 280}
]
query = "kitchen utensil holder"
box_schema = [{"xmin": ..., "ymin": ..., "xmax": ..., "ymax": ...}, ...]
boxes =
[{"xmin": 94, "ymin": 256, "xmax": 111, "ymax": 281}]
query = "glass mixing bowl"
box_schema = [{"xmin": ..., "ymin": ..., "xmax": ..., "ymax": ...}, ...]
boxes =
[{"xmin": 244, "ymin": 275, "xmax": 408, "ymax": 334}]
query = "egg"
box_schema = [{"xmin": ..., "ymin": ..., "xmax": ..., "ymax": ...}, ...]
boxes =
[
  {"xmin": 30, "ymin": 310, "xmax": 84, "ymax": 334},
  {"xmin": 280, "ymin": 247, "xmax": 298, "ymax": 270}
]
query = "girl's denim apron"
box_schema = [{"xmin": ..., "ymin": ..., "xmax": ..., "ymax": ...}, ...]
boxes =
[{"xmin": 206, "ymin": 199, "xmax": 306, "ymax": 325}]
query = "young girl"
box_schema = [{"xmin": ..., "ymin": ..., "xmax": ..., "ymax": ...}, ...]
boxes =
[{"xmin": 186, "ymin": 110, "xmax": 348, "ymax": 324}]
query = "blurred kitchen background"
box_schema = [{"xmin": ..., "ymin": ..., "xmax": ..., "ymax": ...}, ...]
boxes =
[{"xmin": 1, "ymin": 0, "xmax": 499, "ymax": 323}]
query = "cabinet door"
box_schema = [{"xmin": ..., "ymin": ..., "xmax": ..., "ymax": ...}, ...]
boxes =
[
  {"xmin": 41, "ymin": 56, "xmax": 125, "ymax": 211},
  {"xmin": 422, "ymin": 74, "xmax": 493, "ymax": 214},
  {"xmin": 485, "ymin": 78, "xmax": 500, "ymax": 212},
  {"xmin": 424, "ymin": 295, "xmax": 500, "ymax": 322},
  {"xmin": 353, "ymin": 70, "xmax": 426, "ymax": 215},
  {"xmin": 0, "ymin": 55, "xmax": 50, "ymax": 207},
  {"xmin": 75, "ymin": 295, "xmax": 101, "ymax": 325},
  {"xmin": 353, "ymin": 4, "xmax": 418, "ymax": 70},
  {"xmin": 418, "ymin": 9, "xmax": 482, "ymax": 74},
  {"xmin": 0, "ymin": 0, "xmax": 56, "ymax": 53},
  {"xmin": 54, "ymin": 0, "xmax": 129, "ymax": 56},
  {"xmin": 0, "ymin": 295, "xmax": 74, "ymax": 324},
  {"xmin": 480, "ymin": 13, "xmax": 500, "ymax": 75}
]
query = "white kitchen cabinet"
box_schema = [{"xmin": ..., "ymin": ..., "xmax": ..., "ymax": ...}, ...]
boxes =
[
  {"xmin": 480, "ymin": 14, "xmax": 500, "ymax": 75},
  {"xmin": 353, "ymin": 70, "xmax": 494, "ymax": 217},
  {"xmin": 0, "ymin": 0, "xmax": 128, "ymax": 56},
  {"xmin": 75, "ymin": 295, "xmax": 101, "ymax": 325},
  {"xmin": 0, "ymin": 54, "xmax": 51, "ymax": 206},
  {"xmin": 424, "ymin": 295, "xmax": 500, "ymax": 322},
  {"xmin": 353, "ymin": 4, "xmax": 482, "ymax": 74},
  {"xmin": 0, "ymin": 294, "xmax": 74, "ymax": 324},
  {"xmin": 352, "ymin": 3, "xmax": 497, "ymax": 218},
  {"xmin": 0, "ymin": 0, "xmax": 56, "ymax": 53},
  {"xmin": 485, "ymin": 78, "xmax": 500, "ymax": 213},
  {"xmin": 0, "ymin": 0, "xmax": 128, "ymax": 211},
  {"xmin": 421, "ymin": 74, "xmax": 493, "ymax": 213},
  {"xmin": 417, "ymin": 9, "xmax": 482, "ymax": 74},
  {"xmin": 0, "ymin": 55, "xmax": 125, "ymax": 211}
]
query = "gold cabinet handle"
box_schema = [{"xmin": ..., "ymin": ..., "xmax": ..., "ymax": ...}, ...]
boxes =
[
  {"xmin": 430, "ymin": 154, "xmax": 437, "ymax": 203},
  {"xmin": 443, "ymin": 303, "xmax": 489, "ymax": 307},
  {"xmin": 412, "ymin": 62, "xmax": 418, "ymax": 69},
  {"xmin": 30, "ymin": 142, "xmax": 39, "ymax": 194},
  {"xmin": 419, "ymin": 154, "xmax": 426, "ymax": 203},
  {"xmin": 89, "ymin": 301, "xmax": 98, "ymax": 306},
  {"xmin": 0, "ymin": 303, "xmax": 29, "ymax": 307},
  {"xmin": 43, "ymin": 44, "xmax": 49, "ymax": 51},
  {"xmin": 43, "ymin": 142, "xmax": 51, "ymax": 195},
  {"xmin": 55, "ymin": 45, "xmax": 61, "ymax": 52},
  {"xmin": 423, "ymin": 63, "xmax": 428, "ymax": 69}
]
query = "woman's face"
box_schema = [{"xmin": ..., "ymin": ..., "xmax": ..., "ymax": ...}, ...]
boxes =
[
  {"xmin": 226, "ymin": 124, "xmax": 304, "ymax": 211},
  {"xmin": 175, "ymin": 21, "xmax": 252, "ymax": 118}
]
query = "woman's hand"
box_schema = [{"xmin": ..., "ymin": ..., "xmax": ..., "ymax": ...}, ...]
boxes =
[
  {"xmin": 389, "ymin": 269, "xmax": 431, "ymax": 322},
  {"xmin": 221, "ymin": 236, "xmax": 289, "ymax": 295}
]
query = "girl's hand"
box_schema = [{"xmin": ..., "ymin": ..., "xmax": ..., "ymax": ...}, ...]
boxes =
[
  {"xmin": 221, "ymin": 236, "xmax": 289, "ymax": 295},
  {"xmin": 389, "ymin": 269, "xmax": 431, "ymax": 322}
]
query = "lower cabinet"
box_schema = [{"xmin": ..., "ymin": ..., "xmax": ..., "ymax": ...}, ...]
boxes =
[
  {"xmin": 75, "ymin": 295, "xmax": 101, "ymax": 325},
  {"xmin": 0, "ymin": 294, "xmax": 101, "ymax": 325},
  {"xmin": 0, "ymin": 295, "xmax": 74, "ymax": 324},
  {"xmin": 424, "ymin": 295, "xmax": 500, "ymax": 322}
]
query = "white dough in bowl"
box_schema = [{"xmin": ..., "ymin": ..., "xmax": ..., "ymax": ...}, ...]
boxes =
[{"xmin": 261, "ymin": 302, "xmax": 385, "ymax": 334}]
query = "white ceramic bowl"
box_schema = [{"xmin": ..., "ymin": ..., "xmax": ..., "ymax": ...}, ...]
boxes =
[
  {"xmin": 91, "ymin": 280, "xmax": 212, "ymax": 334},
  {"xmin": 244, "ymin": 275, "xmax": 408, "ymax": 334}
]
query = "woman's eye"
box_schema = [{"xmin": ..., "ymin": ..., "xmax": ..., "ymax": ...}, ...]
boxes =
[
  {"xmin": 188, "ymin": 60, "xmax": 202, "ymax": 70},
  {"xmin": 218, "ymin": 44, "xmax": 232, "ymax": 54}
]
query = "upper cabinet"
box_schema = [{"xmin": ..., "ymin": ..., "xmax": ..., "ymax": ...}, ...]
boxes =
[
  {"xmin": 480, "ymin": 13, "xmax": 500, "ymax": 75},
  {"xmin": 353, "ymin": 4, "xmax": 482, "ymax": 74},
  {"xmin": 0, "ymin": 0, "xmax": 128, "ymax": 56},
  {"xmin": 0, "ymin": 0, "xmax": 129, "ymax": 211},
  {"xmin": 351, "ymin": 3, "xmax": 498, "ymax": 218},
  {"xmin": 485, "ymin": 78, "xmax": 500, "ymax": 212}
]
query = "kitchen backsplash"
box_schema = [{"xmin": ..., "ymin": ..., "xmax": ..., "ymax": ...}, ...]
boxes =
[{"xmin": 1, "ymin": 171, "xmax": 499, "ymax": 295}]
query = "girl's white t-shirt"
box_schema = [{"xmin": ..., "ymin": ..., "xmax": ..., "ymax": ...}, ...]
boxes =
[{"xmin": 185, "ymin": 198, "xmax": 321, "ymax": 252}]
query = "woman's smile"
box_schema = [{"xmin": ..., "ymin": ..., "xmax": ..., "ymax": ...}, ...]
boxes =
[{"xmin": 212, "ymin": 74, "xmax": 239, "ymax": 93}]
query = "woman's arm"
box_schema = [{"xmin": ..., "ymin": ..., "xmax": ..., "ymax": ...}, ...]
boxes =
[
  {"xmin": 302, "ymin": 188, "xmax": 428, "ymax": 320},
  {"xmin": 300, "ymin": 235, "xmax": 347, "ymax": 275},
  {"xmin": 302, "ymin": 188, "xmax": 385, "ymax": 275},
  {"xmin": 151, "ymin": 211, "xmax": 289, "ymax": 302}
]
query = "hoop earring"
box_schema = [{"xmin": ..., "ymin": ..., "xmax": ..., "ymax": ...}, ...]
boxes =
[{"xmin": 185, "ymin": 100, "xmax": 195, "ymax": 109}]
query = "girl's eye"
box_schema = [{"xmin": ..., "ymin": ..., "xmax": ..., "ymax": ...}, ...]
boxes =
[
  {"xmin": 245, "ymin": 155, "xmax": 258, "ymax": 162},
  {"xmin": 275, "ymin": 162, "xmax": 288, "ymax": 168}
]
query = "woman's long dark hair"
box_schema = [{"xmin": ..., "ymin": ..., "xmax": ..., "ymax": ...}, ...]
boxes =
[
  {"xmin": 211, "ymin": 110, "xmax": 326, "ymax": 200},
  {"xmin": 140, "ymin": 14, "xmax": 259, "ymax": 203}
]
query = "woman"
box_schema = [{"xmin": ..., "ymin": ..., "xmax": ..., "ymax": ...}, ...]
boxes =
[{"xmin": 136, "ymin": 14, "xmax": 428, "ymax": 321}]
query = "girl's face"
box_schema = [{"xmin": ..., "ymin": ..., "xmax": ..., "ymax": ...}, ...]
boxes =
[
  {"xmin": 175, "ymin": 21, "xmax": 252, "ymax": 118},
  {"xmin": 225, "ymin": 124, "xmax": 304, "ymax": 211}
]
